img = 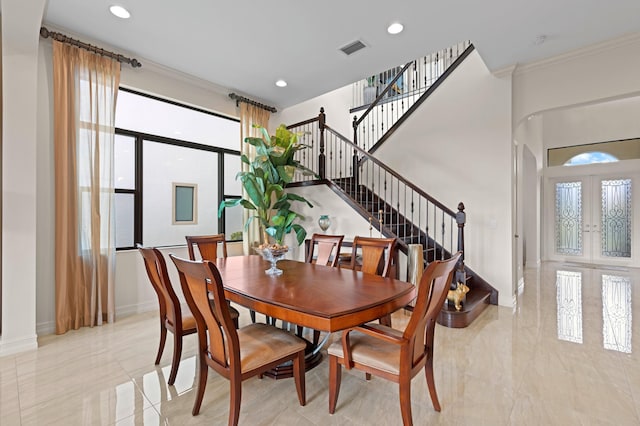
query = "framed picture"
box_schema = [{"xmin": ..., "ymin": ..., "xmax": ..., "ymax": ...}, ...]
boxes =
[{"xmin": 172, "ymin": 183, "xmax": 197, "ymax": 224}]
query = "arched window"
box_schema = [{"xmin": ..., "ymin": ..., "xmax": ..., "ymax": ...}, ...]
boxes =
[{"xmin": 564, "ymin": 152, "xmax": 619, "ymax": 166}]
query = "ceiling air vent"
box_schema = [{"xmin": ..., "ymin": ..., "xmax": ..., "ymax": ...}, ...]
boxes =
[{"xmin": 340, "ymin": 40, "xmax": 367, "ymax": 56}]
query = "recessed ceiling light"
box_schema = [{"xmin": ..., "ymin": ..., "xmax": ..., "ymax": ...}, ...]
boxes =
[
  {"xmin": 387, "ymin": 22, "xmax": 404, "ymax": 35},
  {"xmin": 109, "ymin": 5, "xmax": 131, "ymax": 19},
  {"xmin": 275, "ymin": 79, "xmax": 287, "ymax": 87}
]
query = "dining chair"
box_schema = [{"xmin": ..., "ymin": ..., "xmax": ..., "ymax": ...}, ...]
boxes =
[
  {"xmin": 301, "ymin": 233, "xmax": 345, "ymax": 344},
  {"xmin": 185, "ymin": 234, "xmax": 240, "ymax": 329},
  {"xmin": 138, "ymin": 246, "xmax": 197, "ymax": 386},
  {"xmin": 328, "ymin": 252, "xmax": 462, "ymax": 426},
  {"xmin": 305, "ymin": 233, "xmax": 344, "ymax": 266},
  {"xmin": 349, "ymin": 236, "xmax": 397, "ymax": 326},
  {"xmin": 170, "ymin": 255, "xmax": 307, "ymax": 424},
  {"xmin": 185, "ymin": 234, "xmax": 227, "ymax": 260}
]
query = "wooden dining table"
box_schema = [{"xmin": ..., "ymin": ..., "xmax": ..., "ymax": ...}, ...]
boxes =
[
  {"xmin": 214, "ymin": 255, "xmax": 415, "ymax": 332},
  {"xmin": 213, "ymin": 255, "xmax": 415, "ymax": 378}
]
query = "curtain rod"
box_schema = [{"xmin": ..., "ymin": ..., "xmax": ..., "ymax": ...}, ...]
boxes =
[
  {"xmin": 40, "ymin": 26, "xmax": 142, "ymax": 68},
  {"xmin": 228, "ymin": 93, "xmax": 277, "ymax": 113}
]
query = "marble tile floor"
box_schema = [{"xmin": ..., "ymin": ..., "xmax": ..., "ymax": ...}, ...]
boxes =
[{"xmin": 1, "ymin": 262, "xmax": 639, "ymax": 425}]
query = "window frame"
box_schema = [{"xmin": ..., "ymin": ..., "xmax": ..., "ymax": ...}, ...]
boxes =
[{"xmin": 114, "ymin": 89, "xmax": 241, "ymax": 250}]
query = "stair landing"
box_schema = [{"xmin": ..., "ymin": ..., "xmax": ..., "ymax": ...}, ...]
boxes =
[{"xmin": 437, "ymin": 288, "xmax": 491, "ymax": 328}]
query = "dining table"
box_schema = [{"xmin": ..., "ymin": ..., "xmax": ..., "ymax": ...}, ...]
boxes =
[{"xmin": 213, "ymin": 255, "xmax": 416, "ymax": 378}]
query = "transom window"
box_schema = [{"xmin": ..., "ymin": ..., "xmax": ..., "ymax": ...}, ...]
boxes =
[
  {"xmin": 548, "ymin": 138, "xmax": 640, "ymax": 167},
  {"xmin": 564, "ymin": 152, "xmax": 619, "ymax": 166}
]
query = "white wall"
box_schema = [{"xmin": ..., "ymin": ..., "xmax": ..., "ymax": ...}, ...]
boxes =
[
  {"xmin": 513, "ymin": 116, "xmax": 543, "ymax": 272},
  {"xmin": 375, "ymin": 51, "xmax": 514, "ymax": 306},
  {"xmin": 275, "ymin": 85, "xmax": 353, "ymax": 138},
  {"xmin": 284, "ymin": 185, "xmax": 382, "ymax": 259},
  {"xmin": 1, "ymin": 0, "xmax": 47, "ymax": 355},
  {"xmin": 542, "ymin": 96, "xmax": 640, "ymax": 150},
  {"xmin": 512, "ymin": 33, "xmax": 640, "ymax": 128}
]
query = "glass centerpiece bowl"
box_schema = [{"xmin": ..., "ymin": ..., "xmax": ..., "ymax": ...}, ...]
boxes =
[{"xmin": 255, "ymin": 244, "xmax": 289, "ymax": 276}]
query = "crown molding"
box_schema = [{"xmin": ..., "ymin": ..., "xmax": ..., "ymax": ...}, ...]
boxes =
[
  {"xmin": 514, "ymin": 31, "xmax": 640, "ymax": 76},
  {"xmin": 492, "ymin": 64, "xmax": 517, "ymax": 79}
]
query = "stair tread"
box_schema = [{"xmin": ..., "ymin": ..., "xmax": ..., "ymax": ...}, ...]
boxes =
[
  {"xmin": 441, "ymin": 288, "xmax": 490, "ymax": 313},
  {"xmin": 437, "ymin": 288, "xmax": 491, "ymax": 328}
]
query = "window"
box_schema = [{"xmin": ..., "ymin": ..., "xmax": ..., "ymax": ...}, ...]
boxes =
[
  {"xmin": 173, "ymin": 183, "xmax": 197, "ymax": 224},
  {"xmin": 114, "ymin": 89, "xmax": 241, "ymax": 249},
  {"xmin": 548, "ymin": 138, "xmax": 640, "ymax": 167},
  {"xmin": 564, "ymin": 152, "xmax": 618, "ymax": 166}
]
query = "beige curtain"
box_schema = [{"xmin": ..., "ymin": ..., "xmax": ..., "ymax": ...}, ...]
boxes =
[
  {"xmin": 53, "ymin": 41, "xmax": 120, "ymax": 334},
  {"xmin": 239, "ymin": 103, "xmax": 270, "ymax": 255}
]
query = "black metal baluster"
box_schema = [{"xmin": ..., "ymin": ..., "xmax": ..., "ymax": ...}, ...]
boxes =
[{"xmin": 441, "ymin": 210, "xmax": 445, "ymax": 260}]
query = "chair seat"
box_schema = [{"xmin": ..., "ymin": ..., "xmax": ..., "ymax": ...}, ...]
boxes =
[
  {"xmin": 181, "ymin": 311, "xmax": 197, "ymax": 331},
  {"xmin": 237, "ymin": 323, "xmax": 307, "ymax": 373},
  {"xmin": 328, "ymin": 324, "xmax": 404, "ymax": 375}
]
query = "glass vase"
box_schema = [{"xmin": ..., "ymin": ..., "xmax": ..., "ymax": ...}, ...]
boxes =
[{"xmin": 318, "ymin": 215, "xmax": 331, "ymax": 232}]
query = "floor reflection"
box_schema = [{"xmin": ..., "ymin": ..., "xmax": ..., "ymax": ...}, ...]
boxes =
[
  {"xmin": 602, "ymin": 274, "xmax": 632, "ymax": 353},
  {"xmin": 555, "ymin": 266, "xmax": 633, "ymax": 353}
]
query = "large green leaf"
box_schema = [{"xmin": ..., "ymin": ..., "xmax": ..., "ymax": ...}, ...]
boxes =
[
  {"xmin": 284, "ymin": 192, "xmax": 314, "ymax": 208},
  {"xmin": 218, "ymin": 198, "xmax": 241, "ymax": 217},
  {"xmin": 240, "ymin": 174, "xmax": 267, "ymax": 210},
  {"xmin": 292, "ymin": 224, "xmax": 307, "ymax": 245}
]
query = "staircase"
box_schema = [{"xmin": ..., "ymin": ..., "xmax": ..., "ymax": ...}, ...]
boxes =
[
  {"xmin": 286, "ymin": 41, "xmax": 497, "ymax": 328},
  {"xmin": 351, "ymin": 41, "xmax": 473, "ymax": 154}
]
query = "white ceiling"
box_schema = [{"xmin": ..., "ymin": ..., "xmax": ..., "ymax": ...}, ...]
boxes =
[{"xmin": 43, "ymin": 0, "xmax": 640, "ymax": 110}]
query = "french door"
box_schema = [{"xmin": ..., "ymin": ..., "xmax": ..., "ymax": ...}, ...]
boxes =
[{"xmin": 547, "ymin": 174, "xmax": 638, "ymax": 267}]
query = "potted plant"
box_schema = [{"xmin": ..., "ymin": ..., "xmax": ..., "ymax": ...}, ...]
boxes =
[{"xmin": 218, "ymin": 124, "xmax": 314, "ymax": 272}]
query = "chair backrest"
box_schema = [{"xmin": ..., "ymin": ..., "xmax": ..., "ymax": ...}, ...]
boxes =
[
  {"xmin": 169, "ymin": 255, "xmax": 239, "ymax": 370},
  {"xmin": 350, "ymin": 236, "xmax": 397, "ymax": 277},
  {"xmin": 185, "ymin": 234, "xmax": 228, "ymax": 261},
  {"xmin": 306, "ymin": 233, "xmax": 344, "ymax": 266},
  {"xmin": 404, "ymin": 252, "xmax": 462, "ymax": 365},
  {"xmin": 138, "ymin": 246, "xmax": 182, "ymax": 327}
]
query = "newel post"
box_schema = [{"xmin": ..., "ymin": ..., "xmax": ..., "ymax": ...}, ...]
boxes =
[
  {"xmin": 352, "ymin": 115, "xmax": 359, "ymax": 187},
  {"xmin": 455, "ymin": 202, "xmax": 466, "ymax": 287},
  {"xmin": 318, "ymin": 107, "xmax": 326, "ymax": 180}
]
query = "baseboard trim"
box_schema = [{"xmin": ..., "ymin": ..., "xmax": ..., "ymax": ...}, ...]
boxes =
[
  {"xmin": 36, "ymin": 321, "xmax": 56, "ymax": 336},
  {"xmin": 0, "ymin": 334, "xmax": 38, "ymax": 357},
  {"xmin": 35, "ymin": 301, "xmax": 158, "ymax": 337},
  {"xmin": 116, "ymin": 301, "xmax": 157, "ymax": 318}
]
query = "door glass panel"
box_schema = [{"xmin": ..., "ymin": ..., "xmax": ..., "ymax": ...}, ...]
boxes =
[
  {"xmin": 555, "ymin": 182, "xmax": 583, "ymax": 255},
  {"xmin": 601, "ymin": 179, "xmax": 632, "ymax": 258},
  {"xmin": 602, "ymin": 274, "xmax": 632, "ymax": 353}
]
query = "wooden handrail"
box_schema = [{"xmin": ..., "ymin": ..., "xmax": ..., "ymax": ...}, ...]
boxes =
[
  {"xmin": 324, "ymin": 124, "xmax": 456, "ymax": 217},
  {"xmin": 354, "ymin": 60, "xmax": 414, "ymax": 127},
  {"xmin": 286, "ymin": 115, "xmax": 320, "ymax": 129}
]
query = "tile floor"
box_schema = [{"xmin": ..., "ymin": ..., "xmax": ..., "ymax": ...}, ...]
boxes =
[{"xmin": 1, "ymin": 262, "xmax": 639, "ymax": 425}]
